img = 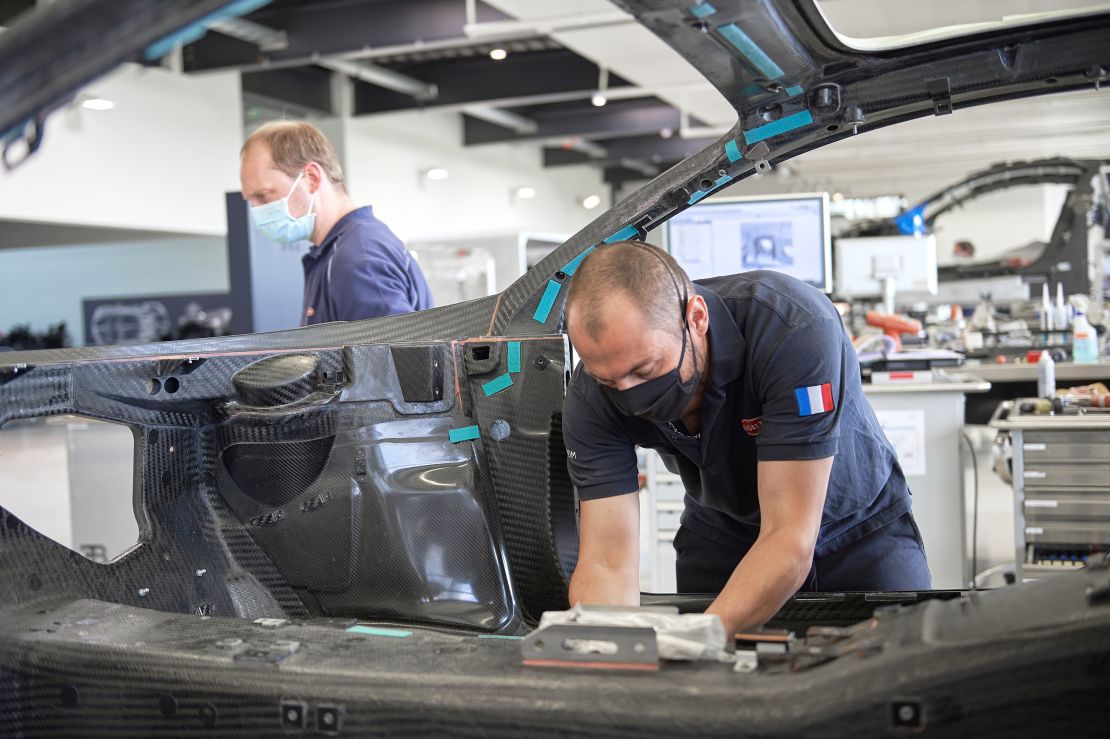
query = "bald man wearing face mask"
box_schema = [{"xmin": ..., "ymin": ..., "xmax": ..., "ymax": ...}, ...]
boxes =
[
  {"xmin": 562, "ymin": 242, "xmax": 931, "ymax": 636},
  {"xmin": 240, "ymin": 121, "xmax": 432, "ymax": 325}
]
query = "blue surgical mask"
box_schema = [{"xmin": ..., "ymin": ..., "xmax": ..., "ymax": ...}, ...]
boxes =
[{"xmin": 250, "ymin": 171, "xmax": 317, "ymax": 245}]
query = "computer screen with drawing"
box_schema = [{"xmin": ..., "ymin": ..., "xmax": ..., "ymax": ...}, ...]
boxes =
[{"xmin": 664, "ymin": 192, "xmax": 832, "ymax": 292}]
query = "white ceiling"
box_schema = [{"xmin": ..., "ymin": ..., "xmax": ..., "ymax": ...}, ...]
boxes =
[{"xmin": 485, "ymin": 0, "xmax": 1110, "ymax": 194}]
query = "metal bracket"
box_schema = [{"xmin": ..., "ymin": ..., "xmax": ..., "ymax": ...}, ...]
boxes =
[
  {"xmin": 743, "ymin": 140, "xmax": 772, "ymax": 174},
  {"xmin": 521, "ymin": 623, "xmax": 660, "ymax": 670},
  {"xmin": 926, "ymin": 78, "xmax": 954, "ymax": 116}
]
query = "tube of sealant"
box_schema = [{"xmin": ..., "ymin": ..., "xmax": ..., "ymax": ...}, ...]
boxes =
[
  {"xmin": 1055, "ymin": 283, "xmax": 1070, "ymax": 330},
  {"xmin": 1041, "ymin": 283, "xmax": 1054, "ymax": 335}
]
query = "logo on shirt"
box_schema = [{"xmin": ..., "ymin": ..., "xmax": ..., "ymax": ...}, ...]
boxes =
[
  {"xmin": 305, "ymin": 306, "xmax": 316, "ymax": 319},
  {"xmin": 795, "ymin": 383, "xmax": 834, "ymax": 416},
  {"xmin": 566, "ymin": 449, "xmax": 577, "ymax": 460},
  {"xmin": 741, "ymin": 416, "xmax": 763, "ymax": 436}
]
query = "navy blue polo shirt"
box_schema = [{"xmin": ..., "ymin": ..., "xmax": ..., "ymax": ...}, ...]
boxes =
[
  {"xmin": 563, "ymin": 271, "xmax": 911, "ymax": 558},
  {"xmin": 301, "ymin": 206, "xmax": 433, "ymax": 325}
]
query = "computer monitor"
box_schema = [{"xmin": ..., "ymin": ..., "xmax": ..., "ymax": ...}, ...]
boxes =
[
  {"xmin": 834, "ymin": 235, "xmax": 939, "ymax": 310},
  {"xmin": 663, "ymin": 192, "xmax": 832, "ymax": 292}
]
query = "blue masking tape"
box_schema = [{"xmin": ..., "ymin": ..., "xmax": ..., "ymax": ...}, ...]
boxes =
[
  {"xmin": 562, "ymin": 245, "xmax": 596, "ymax": 276},
  {"xmin": 532, "ymin": 279, "xmax": 562, "ymax": 323},
  {"xmin": 690, "ymin": 2, "xmax": 717, "ymax": 18},
  {"xmin": 687, "ymin": 173, "xmax": 733, "ymax": 205},
  {"xmin": 144, "ymin": 0, "xmax": 272, "ymax": 60},
  {"xmin": 724, "ymin": 139, "xmax": 742, "ymax": 162},
  {"xmin": 448, "ymin": 425, "xmax": 481, "ymax": 443},
  {"xmin": 347, "ymin": 625, "xmax": 412, "ymax": 638},
  {"xmin": 742, "ymin": 110, "xmax": 814, "ymax": 145},
  {"xmin": 604, "ymin": 225, "xmax": 640, "ymax": 243},
  {"xmin": 717, "ymin": 24, "xmax": 784, "ymax": 80},
  {"xmin": 507, "ymin": 342, "xmax": 522, "ymax": 373},
  {"xmin": 482, "ymin": 373, "xmax": 513, "ymax": 397},
  {"xmin": 786, "ymin": 84, "xmax": 804, "ymax": 97}
]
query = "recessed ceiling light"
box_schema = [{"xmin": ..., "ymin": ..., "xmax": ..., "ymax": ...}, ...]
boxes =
[
  {"xmin": 591, "ymin": 93, "xmax": 607, "ymax": 107},
  {"xmin": 425, "ymin": 168, "xmax": 449, "ymax": 181},
  {"xmin": 489, "ymin": 48, "xmax": 508, "ymax": 61},
  {"xmin": 516, "ymin": 186, "xmax": 537, "ymax": 199},
  {"xmin": 582, "ymin": 194, "xmax": 602, "ymax": 210},
  {"xmin": 82, "ymin": 97, "xmax": 115, "ymax": 111}
]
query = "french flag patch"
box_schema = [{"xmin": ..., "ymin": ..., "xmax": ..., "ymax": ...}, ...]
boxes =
[{"xmin": 795, "ymin": 383, "xmax": 834, "ymax": 416}]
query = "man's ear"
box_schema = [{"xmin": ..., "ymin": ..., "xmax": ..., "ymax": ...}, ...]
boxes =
[
  {"xmin": 304, "ymin": 161, "xmax": 324, "ymax": 193},
  {"xmin": 687, "ymin": 294, "xmax": 710, "ymax": 337}
]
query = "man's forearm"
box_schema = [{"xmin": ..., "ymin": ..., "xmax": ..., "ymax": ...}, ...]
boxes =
[
  {"xmin": 704, "ymin": 531, "xmax": 813, "ymax": 635},
  {"xmin": 568, "ymin": 561, "xmax": 640, "ymax": 607}
]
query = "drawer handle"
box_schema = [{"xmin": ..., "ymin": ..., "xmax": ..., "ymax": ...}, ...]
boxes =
[
  {"xmin": 1025, "ymin": 500, "xmax": 1058, "ymax": 508},
  {"xmin": 1023, "ymin": 443, "xmax": 1047, "ymax": 451},
  {"xmin": 1025, "ymin": 527, "xmax": 1044, "ymax": 535},
  {"xmin": 1023, "ymin": 471, "xmax": 1047, "ymax": 479}
]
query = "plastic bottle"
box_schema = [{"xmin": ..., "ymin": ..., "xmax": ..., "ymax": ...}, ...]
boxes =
[
  {"xmin": 1054, "ymin": 283, "xmax": 1070, "ymax": 330},
  {"xmin": 1037, "ymin": 351, "xmax": 1056, "ymax": 398},
  {"xmin": 1072, "ymin": 311, "xmax": 1100, "ymax": 364},
  {"xmin": 1041, "ymin": 283, "xmax": 1054, "ymax": 332}
]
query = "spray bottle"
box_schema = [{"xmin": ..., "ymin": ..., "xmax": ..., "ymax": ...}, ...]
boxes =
[{"xmin": 1072, "ymin": 311, "xmax": 1100, "ymax": 364}]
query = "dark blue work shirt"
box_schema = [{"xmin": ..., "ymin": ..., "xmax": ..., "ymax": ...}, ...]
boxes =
[
  {"xmin": 563, "ymin": 271, "xmax": 911, "ymax": 558},
  {"xmin": 301, "ymin": 206, "xmax": 433, "ymax": 325}
]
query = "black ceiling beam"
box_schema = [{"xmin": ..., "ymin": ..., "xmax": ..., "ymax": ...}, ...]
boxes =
[
  {"xmin": 463, "ymin": 97, "xmax": 680, "ymax": 146},
  {"xmin": 542, "ymin": 133, "xmax": 717, "ymax": 168},
  {"xmin": 242, "ymin": 66, "xmax": 334, "ymax": 115},
  {"xmin": 353, "ymin": 49, "xmax": 631, "ymax": 114},
  {"xmin": 183, "ymin": 0, "xmax": 510, "ymax": 72}
]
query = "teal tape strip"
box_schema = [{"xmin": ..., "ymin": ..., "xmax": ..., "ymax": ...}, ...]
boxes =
[
  {"xmin": 724, "ymin": 139, "xmax": 742, "ymax": 162},
  {"xmin": 742, "ymin": 110, "xmax": 814, "ymax": 145},
  {"xmin": 717, "ymin": 24, "xmax": 784, "ymax": 80},
  {"xmin": 561, "ymin": 245, "xmax": 596, "ymax": 276},
  {"xmin": 604, "ymin": 225, "xmax": 640, "ymax": 243},
  {"xmin": 477, "ymin": 634, "xmax": 525, "ymax": 640},
  {"xmin": 507, "ymin": 342, "xmax": 521, "ymax": 373},
  {"xmin": 532, "ymin": 279, "xmax": 562, "ymax": 323},
  {"xmin": 786, "ymin": 84, "xmax": 804, "ymax": 96},
  {"xmin": 448, "ymin": 425, "xmax": 481, "ymax": 443},
  {"xmin": 144, "ymin": 0, "xmax": 272, "ymax": 60},
  {"xmin": 482, "ymin": 373, "xmax": 513, "ymax": 397},
  {"xmin": 687, "ymin": 173, "xmax": 733, "ymax": 205},
  {"xmin": 347, "ymin": 625, "xmax": 412, "ymax": 638},
  {"xmin": 689, "ymin": 2, "xmax": 717, "ymax": 18}
]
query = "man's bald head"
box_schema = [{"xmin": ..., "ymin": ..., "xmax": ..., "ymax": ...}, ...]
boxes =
[{"xmin": 565, "ymin": 241, "xmax": 695, "ymax": 339}]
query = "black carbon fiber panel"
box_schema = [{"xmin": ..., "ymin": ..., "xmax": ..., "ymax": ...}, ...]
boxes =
[{"xmin": 0, "ymin": 566, "xmax": 1108, "ymax": 736}]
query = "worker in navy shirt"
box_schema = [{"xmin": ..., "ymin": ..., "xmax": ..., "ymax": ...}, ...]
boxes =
[
  {"xmin": 240, "ymin": 121, "xmax": 432, "ymax": 325},
  {"xmin": 563, "ymin": 241, "xmax": 930, "ymax": 635}
]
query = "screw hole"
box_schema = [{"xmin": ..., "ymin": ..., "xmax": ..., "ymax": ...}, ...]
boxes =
[
  {"xmin": 1044, "ymin": 77, "xmax": 1058, "ymax": 84},
  {"xmin": 164, "ymin": 377, "xmax": 180, "ymax": 394},
  {"xmin": 826, "ymin": 124, "xmax": 839, "ymax": 132},
  {"xmin": 147, "ymin": 378, "xmax": 161, "ymax": 395},
  {"xmin": 699, "ymin": 179, "xmax": 714, "ymax": 189}
]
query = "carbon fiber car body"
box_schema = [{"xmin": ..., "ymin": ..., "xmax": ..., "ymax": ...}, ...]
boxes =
[{"xmin": 2, "ymin": 0, "xmax": 1110, "ymax": 735}]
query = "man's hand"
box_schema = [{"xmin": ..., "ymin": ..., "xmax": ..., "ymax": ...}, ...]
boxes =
[
  {"xmin": 703, "ymin": 457, "xmax": 832, "ymax": 635},
  {"xmin": 568, "ymin": 493, "xmax": 640, "ymax": 607}
]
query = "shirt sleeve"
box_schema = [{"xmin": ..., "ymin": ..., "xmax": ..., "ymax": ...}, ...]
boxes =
[
  {"xmin": 328, "ymin": 233, "xmax": 418, "ymax": 321},
  {"xmin": 562, "ymin": 369, "xmax": 640, "ymax": 501},
  {"xmin": 754, "ymin": 316, "xmax": 847, "ymax": 462}
]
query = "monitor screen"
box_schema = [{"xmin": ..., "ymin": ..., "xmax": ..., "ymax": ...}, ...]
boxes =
[
  {"xmin": 664, "ymin": 192, "xmax": 832, "ymax": 291},
  {"xmin": 834, "ymin": 235, "xmax": 939, "ymax": 299}
]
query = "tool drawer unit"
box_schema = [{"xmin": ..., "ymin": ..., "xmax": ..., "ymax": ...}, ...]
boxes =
[{"xmin": 992, "ymin": 402, "xmax": 1110, "ymax": 582}]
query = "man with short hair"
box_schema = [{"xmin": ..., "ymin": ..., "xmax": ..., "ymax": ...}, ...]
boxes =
[
  {"xmin": 953, "ymin": 240, "xmax": 976, "ymax": 259},
  {"xmin": 562, "ymin": 241, "xmax": 930, "ymax": 635},
  {"xmin": 240, "ymin": 121, "xmax": 432, "ymax": 325}
]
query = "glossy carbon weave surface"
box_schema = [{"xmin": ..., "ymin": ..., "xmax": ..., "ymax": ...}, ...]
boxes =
[{"xmin": 2, "ymin": 0, "xmax": 1110, "ymax": 735}]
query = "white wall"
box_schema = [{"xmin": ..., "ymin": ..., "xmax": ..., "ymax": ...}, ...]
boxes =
[
  {"xmin": 0, "ymin": 63, "xmax": 242, "ymax": 235},
  {"xmin": 0, "ymin": 236, "xmax": 228, "ymax": 341},
  {"xmin": 342, "ymin": 110, "xmax": 607, "ymax": 244}
]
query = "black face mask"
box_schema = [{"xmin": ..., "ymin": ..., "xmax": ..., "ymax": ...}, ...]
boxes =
[{"xmin": 602, "ymin": 318, "xmax": 700, "ymax": 423}]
